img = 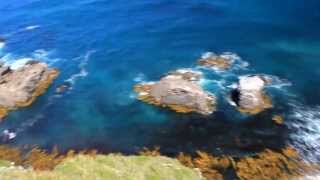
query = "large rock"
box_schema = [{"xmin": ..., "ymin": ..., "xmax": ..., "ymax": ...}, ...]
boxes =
[
  {"xmin": 0, "ymin": 61, "xmax": 59, "ymax": 119},
  {"xmin": 231, "ymin": 75, "xmax": 272, "ymax": 114},
  {"xmin": 134, "ymin": 69, "xmax": 216, "ymax": 115}
]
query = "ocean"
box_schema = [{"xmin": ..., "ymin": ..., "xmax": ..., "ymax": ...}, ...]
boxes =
[{"xmin": 0, "ymin": 0, "xmax": 320, "ymax": 162}]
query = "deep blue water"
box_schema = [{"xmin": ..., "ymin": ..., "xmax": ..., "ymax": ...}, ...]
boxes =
[{"xmin": 0, "ymin": 0, "xmax": 320, "ymax": 161}]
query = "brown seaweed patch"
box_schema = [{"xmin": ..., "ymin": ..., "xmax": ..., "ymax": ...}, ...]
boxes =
[
  {"xmin": 139, "ymin": 147, "xmax": 320, "ymax": 180},
  {"xmin": 0, "ymin": 145, "xmax": 98, "ymax": 171},
  {"xmin": 235, "ymin": 147, "xmax": 319, "ymax": 180},
  {"xmin": 0, "ymin": 107, "xmax": 8, "ymax": 120}
]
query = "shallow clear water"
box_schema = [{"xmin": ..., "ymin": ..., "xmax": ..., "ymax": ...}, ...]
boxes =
[{"xmin": 0, "ymin": 0, "xmax": 320, "ymax": 161}]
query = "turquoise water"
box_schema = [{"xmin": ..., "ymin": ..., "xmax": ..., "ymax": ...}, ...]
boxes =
[{"xmin": 0, "ymin": 0, "xmax": 320, "ymax": 161}]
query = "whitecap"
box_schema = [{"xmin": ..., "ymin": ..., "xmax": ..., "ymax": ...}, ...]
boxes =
[
  {"xmin": 31, "ymin": 49, "xmax": 61, "ymax": 65},
  {"xmin": 8, "ymin": 58, "xmax": 33, "ymax": 70},
  {"xmin": 24, "ymin": 25, "xmax": 40, "ymax": 31},
  {"xmin": 288, "ymin": 103, "xmax": 320, "ymax": 163},
  {"xmin": 0, "ymin": 42, "xmax": 5, "ymax": 49},
  {"xmin": 199, "ymin": 51, "xmax": 249, "ymax": 73}
]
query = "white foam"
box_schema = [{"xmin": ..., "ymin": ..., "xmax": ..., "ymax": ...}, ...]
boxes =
[
  {"xmin": 200, "ymin": 51, "xmax": 249, "ymax": 72},
  {"xmin": 289, "ymin": 103, "xmax": 320, "ymax": 163},
  {"xmin": 302, "ymin": 174, "xmax": 320, "ymax": 180},
  {"xmin": 176, "ymin": 68, "xmax": 203, "ymax": 75},
  {"xmin": 65, "ymin": 50, "xmax": 96, "ymax": 86},
  {"xmin": 8, "ymin": 58, "xmax": 33, "ymax": 70},
  {"xmin": 0, "ymin": 42, "xmax": 5, "ymax": 49},
  {"xmin": 133, "ymin": 73, "xmax": 145, "ymax": 82},
  {"xmin": 201, "ymin": 52, "xmax": 216, "ymax": 59},
  {"xmin": 262, "ymin": 74, "xmax": 292, "ymax": 89},
  {"xmin": 24, "ymin": 25, "xmax": 40, "ymax": 30}
]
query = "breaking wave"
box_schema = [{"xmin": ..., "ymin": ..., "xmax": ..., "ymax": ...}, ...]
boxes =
[
  {"xmin": 0, "ymin": 42, "xmax": 5, "ymax": 50},
  {"xmin": 288, "ymin": 103, "xmax": 320, "ymax": 163},
  {"xmin": 0, "ymin": 49, "xmax": 61, "ymax": 69}
]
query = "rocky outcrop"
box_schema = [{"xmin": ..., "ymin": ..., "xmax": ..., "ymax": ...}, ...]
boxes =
[
  {"xmin": 230, "ymin": 75, "xmax": 272, "ymax": 114},
  {"xmin": 198, "ymin": 52, "xmax": 233, "ymax": 70},
  {"xmin": 0, "ymin": 61, "xmax": 59, "ymax": 119},
  {"xmin": 134, "ymin": 69, "xmax": 216, "ymax": 115}
]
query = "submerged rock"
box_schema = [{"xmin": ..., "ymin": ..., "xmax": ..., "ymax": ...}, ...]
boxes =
[
  {"xmin": 272, "ymin": 115, "xmax": 284, "ymax": 125},
  {"xmin": 55, "ymin": 83, "xmax": 71, "ymax": 94},
  {"xmin": 231, "ymin": 75, "xmax": 272, "ymax": 114},
  {"xmin": 198, "ymin": 52, "xmax": 233, "ymax": 70},
  {"xmin": 0, "ymin": 61, "xmax": 59, "ymax": 119},
  {"xmin": 166, "ymin": 68, "xmax": 203, "ymax": 82},
  {"xmin": 134, "ymin": 69, "xmax": 216, "ymax": 115}
]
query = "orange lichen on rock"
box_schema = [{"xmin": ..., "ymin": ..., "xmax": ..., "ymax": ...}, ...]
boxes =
[
  {"xmin": 272, "ymin": 115, "xmax": 284, "ymax": 125},
  {"xmin": 0, "ymin": 107, "xmax": 8, "ymax": 120}
]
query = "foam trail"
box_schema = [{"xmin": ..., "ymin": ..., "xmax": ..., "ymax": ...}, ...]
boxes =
[
  {"xmin": 65, "ymin": 50, "xmax": 96, "ymax": 88},
  {"xmin": 24, "ymin": 25, "xmax": 40, "ymax": 31}
]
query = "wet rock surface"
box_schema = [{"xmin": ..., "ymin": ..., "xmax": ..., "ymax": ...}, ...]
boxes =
[
  {"xmin": 198, "ymin": 52, "xmax": 233, "ymax": 70},
  {"xmin": 0, "ymin": 61, "xmax": 59, "ymax": 119},
  {"xmin": 231, "ymin": 75, "xmax": 272, "ymax": 114},
  {"xmin": 134, "ymin": 69, "xmax": 216, "ymax": 115}
]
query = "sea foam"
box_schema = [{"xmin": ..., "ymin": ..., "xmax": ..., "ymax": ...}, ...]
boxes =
[
  {"xmin": 289, "ymin": 103, "xmax": 320, "ymax": 163},
  {"xmin": 24, "ymin": 25, "xmax": 40, "ymax": 30},
  {"xmin": 65, "ymin": 50, "xmax": 96, "ymax": 88}
]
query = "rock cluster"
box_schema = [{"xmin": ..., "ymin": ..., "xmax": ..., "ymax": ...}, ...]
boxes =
[
  {"xmin": 230, "ymin": 75, "xmax": 272, "ymax": 114},
  {"xmin": 0, "ymin": 61, "xmax": 59, "ymax": 119},
  {"xmin": 198, "ymin": 52, "xmax": 233, "ymax": 70},
  {"xmin": 134, "ymin": 69, "xmax": 216, "ymax": 115},
  {"xmin": 135, "ymin": 53, "xmax": 277, "ymax": 115}
]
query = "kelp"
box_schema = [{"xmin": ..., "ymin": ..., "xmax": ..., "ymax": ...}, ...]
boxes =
[
  {"xmin": 0, "ymin": 145, "xmax": 97, "ymax": 170},
  {"xmin": 139, "ymin": 146, "xmax": 320, "ymax": 180}
]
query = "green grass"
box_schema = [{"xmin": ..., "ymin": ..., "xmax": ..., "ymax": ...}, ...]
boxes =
[{"xmin": 0, "ymin": 154, "xmax": 203, "ymax": 180}]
